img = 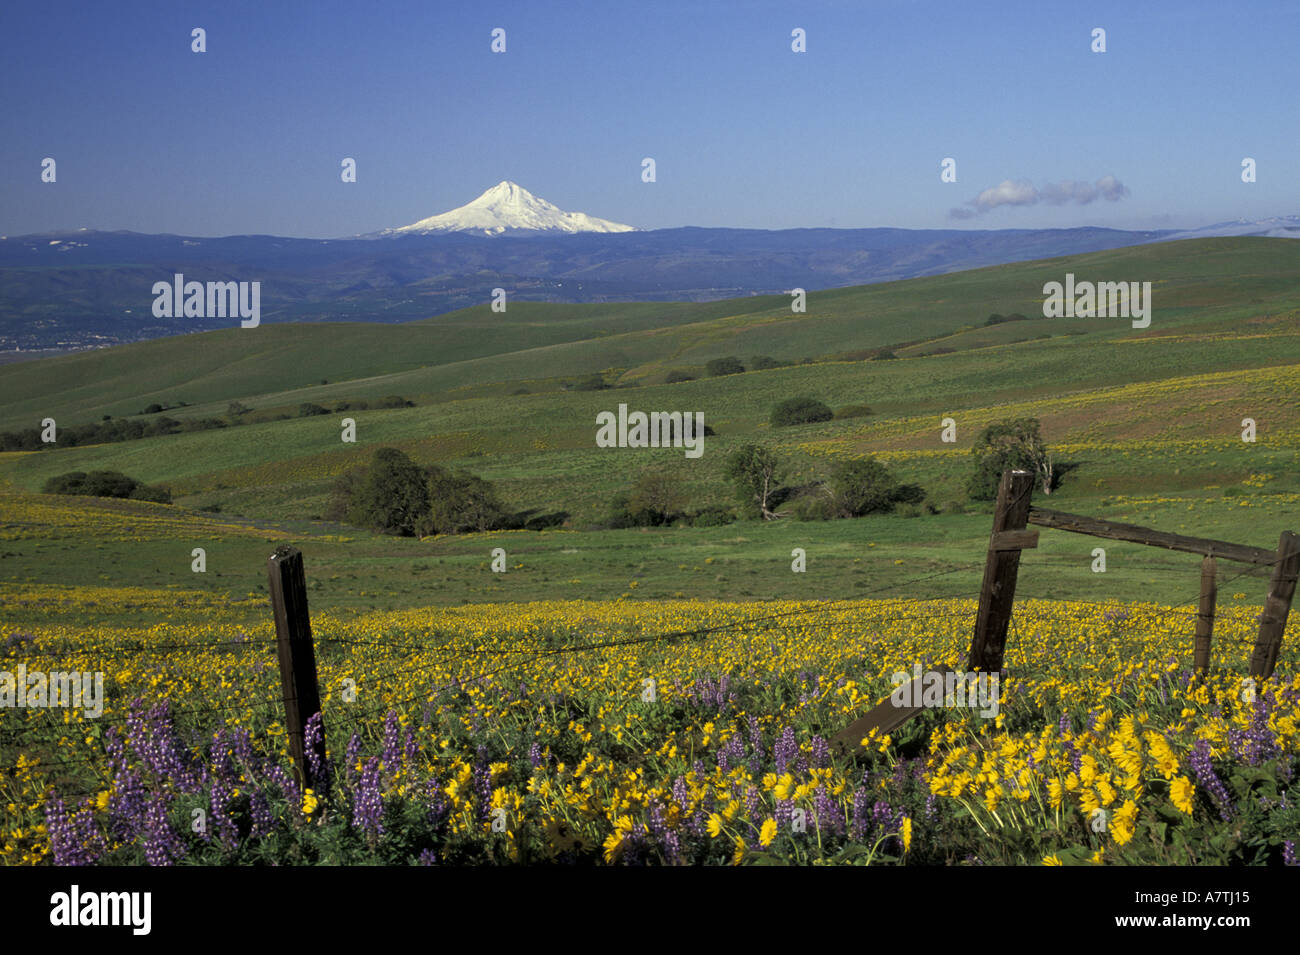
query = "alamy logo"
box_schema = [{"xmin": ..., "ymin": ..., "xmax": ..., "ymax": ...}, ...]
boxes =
[
  {"xmin": 1042, "ymin": 273, "xmax": 1151, "ymax": 328},
  {"xmin": 152, "ymin": 273, "xmax": 260, "ymax": 328},
  {"xmin": 890, "ymin": 665, "xmax": 999, "ymax": 718},
  {"xmin": 595, "ymin": 403, "xmax": 705, "ymax": 458},
  {"xmin": 0, "ymin": 665, "xmax": 104, "ymax": 718},
  {"xmin": 50, "ymin": 885, "xmax": 151, "ymax": 935}
]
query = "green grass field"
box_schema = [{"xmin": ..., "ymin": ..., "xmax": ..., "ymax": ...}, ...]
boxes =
[{"xmin": 0, "ymin": 236, "xmax": 1297, "ymax": 618}]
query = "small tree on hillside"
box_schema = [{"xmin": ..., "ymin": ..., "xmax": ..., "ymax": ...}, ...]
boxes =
[
  {"xmin": 967, "ymin": 417, "xmax": 1055, "ymax": 500},
  {"xmin": 422, "ymin": 465, "xmax": 507, "ymax": 535},
  {"xmin": 725, "ymin": 444, "xmax": 783, "ymax": 520},
  {"xmin": 347, "ymin": 447, "xmax": 429, "ymax": 536},
  {"xmin": 829, "ymin": 457, "xmax": 899, "ymax": 516}
]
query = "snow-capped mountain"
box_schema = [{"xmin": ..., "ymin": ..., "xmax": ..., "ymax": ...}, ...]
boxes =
[
  {"xmin": 1153, "ymin": 215, "xmax": 1300, "ymax": 241},
  {"xmin": 383, "ymin": 181, "xmax": 637, "ymax": 236}
]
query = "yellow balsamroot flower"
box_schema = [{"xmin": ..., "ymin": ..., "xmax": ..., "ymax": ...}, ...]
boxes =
[
  {"xmin": 1170, "ymin": 776, "xmax": 1196, "ymax": 815},
  {"xmin": 732, "ymin": 837, "xmax": 745, "ymax": 865},
  {"xmin": 1111, "ymin": 799, "xmax": 1139, "ymax": 845},
  {"xmin": 1043, "ymin": 854, "xmax": 1063, "ymax": 866},
  {"xmin": 1048, "ymin": 779, "xmax": 1064, "ymax": 809},
  {"xmin": 1090, "ymin": 848, "xmax": 1104, "ymax": 865},
  {"xmin": 901, "ymin": 816, "xmax": 913, "ymax": 853},
  {"xmin": 706, "ymin": 813, "xmax": 724, "ymax": 838},
  {"xmin": 773, "ymin": 774, "xmax": 796, "ymax": 800},
  {"xmin": 302, "ymin": 789, "xmax": 319, "ymax": 816},
  {"xmin": 759, "ymin": 818, "xmax": 778, "ymax": 848}
]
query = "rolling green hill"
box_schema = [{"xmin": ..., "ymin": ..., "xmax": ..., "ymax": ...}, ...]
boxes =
[
  {"xmin": 5, "ymin": 237, "xmax": 1298, "ymax": 431},
  {"xmin": 1, "ymin": 236, "xmax": 1298, "ymax": 613}
]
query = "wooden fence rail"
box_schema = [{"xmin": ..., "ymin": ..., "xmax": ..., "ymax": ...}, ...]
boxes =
[{"xmin": 833, "ymin": 469, "xmax": 1298, "ymax": 755}]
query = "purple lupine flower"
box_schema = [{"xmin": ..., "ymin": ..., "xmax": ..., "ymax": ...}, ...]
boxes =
[
  {"xmin": 344, "ymin": 732, "xmax": 362, "ymax": 787},
  {"xmin": 424, "ymin": 776, "xmax": 448, "ymax": 831},
  {"xmin": 265, "ymin": 763, "xmax": 301, "ymax": 821},
  {"xmin": 672, "ymin": 776, "xmax": 691, "ymax": 814},
  {"xmin": 45, "ymin": 798, "xmax": 105, "ymax": 866},
  {"xmin": 528, "ymin": 742, "xmax": 543, "ymax": 768},
  {"xmin": 871, "ymin": 799, "xmax": 893, "ymax": 832},
  {"xmin": 381, "ymin": 711, "xmax": 401, "ymax": 774},
  {"xmin": 850, "ymin": 788, "xmax": 871, "ymax": 840},
  {"xmin": 775, "ymin": 797, "xmax": 793, "ymax": 831},
  {"xmin": 743, "ymin": 784, "xmax": 762, "ymax": 837},
  {"xmin": 1189, "ymin": 738, "xmax": 1234, "ymax": 821},
  {"xmin": 352, "ymin": 756, "xmax": 385, "ymax": 837},
  {"xmin": 1284, "ymin": 840, "xmax": 1297, "ymax": 867},
  {"xmin": 810, "ymin": 735, "xmax": 830, "ymax": 769},
  {"xmin": 647, "ymin": 802, "xmax": 681, "ymax": 865},
  {"xmin": 418, "ymin": 848, "xmax": 438, "ymax": 866},
  {"xmin": 925, "ymin": 792, "xmax": 937, "ymax": 820},
  {"xmin": 207, "ymin": 773, "xmax": 239, "ymax": 848},
  {"xmin": 717, "ymin": 733, "xmax": 745, "ymax": 773},
  {"xmin": 104, "ymin": 727, "xmax": 147, "ymax": 843},
  {"xmin": 141, "ymin": 794, "xmax": 185, "ymax": 866},
  {"xmin": 814, "ymin": 788, "xmax": 842, "ymax": 837},
  {"xmin": 746, "ymin": 716, "xmax": 764, "ymax": 774},
  {"xmin": 774, "ymin": 727, "xmax": 798, "ymax": 775},
  {"xmin": 303, "ymin": 712, "xmax": 330, "ymax": 790},
  {"xmin": 249, "ymin": 789, "xmax": 275, "ymax": 839}
]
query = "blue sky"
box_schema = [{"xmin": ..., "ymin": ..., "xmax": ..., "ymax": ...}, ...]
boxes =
[{"xmin": 3, "ymin": 0, "xmax": 1297, "ymax": 237}]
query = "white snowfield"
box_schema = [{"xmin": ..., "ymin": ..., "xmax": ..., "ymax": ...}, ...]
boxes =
[{"xmin": 385, "ymin": 181, "xmax": 637, "ymax": 236}]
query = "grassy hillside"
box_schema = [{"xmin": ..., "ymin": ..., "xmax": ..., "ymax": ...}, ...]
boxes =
[
  {"xmin": 1, "ymin": 236, "xmax": 1298, "ymax": 611},
  {"xmin": 5, "ymin": 237, "xmax": 1298, "ymax": 430}
]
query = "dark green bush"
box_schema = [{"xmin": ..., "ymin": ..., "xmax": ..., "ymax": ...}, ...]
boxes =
[
  {"xmin": 705, "ymin": 357, "xmax": 744, "ymax": 377},
  {"xmin": 771, "ymin": 396, "xmax": 834, "ymax": 427}
]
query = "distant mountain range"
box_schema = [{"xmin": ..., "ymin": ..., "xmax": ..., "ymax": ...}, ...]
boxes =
[{"xmin": 0, "ymin": 182, "xmax": 1295, "ymax": 352}]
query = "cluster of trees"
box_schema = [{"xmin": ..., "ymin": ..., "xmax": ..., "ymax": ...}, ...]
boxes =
[
  {"xmin": 2, "ymin": 395, "xmax": 416, "ymax": 453},
  {"xmin": 330, "ymin": 447, "xmax": 566, "ymax": 537},
  {"xmin": 605, "ymin": 444, "xmax": 927, "ymax": 528},
  {"xmin": 43, "ymin": 470, "xmax": 172, "ymax": 503},
  {"xmin": 601, "ymin": 416, "xmax": 1066, "ymax": 528},
  {"xmin": 0, "ymin": 415, "xmax": 224, "ymax": 451},
  {"xmin": 725, "ymin": 445, "xmax": 925, "ymax": 522}
]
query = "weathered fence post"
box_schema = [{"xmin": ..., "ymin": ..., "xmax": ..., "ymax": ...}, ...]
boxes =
[
  {"xmin": 1193, "ymin": 556, "xmax": 1216, "ymax": 675},
  {"xmin": 267, "ymin": 545, "xmax": 328, "ymax": 795},
  {"xmin": 968, "ymin": 469, "xmax": 1036, "ymax": 674},
  {"xmin": 1249, "ymin": 531, "xmax": 1300, "ymax": 681}
]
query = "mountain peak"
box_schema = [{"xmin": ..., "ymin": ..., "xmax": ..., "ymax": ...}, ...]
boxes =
[{"xmin": 386, "ymin": 182, "xmax": 636, "ymax": 237}]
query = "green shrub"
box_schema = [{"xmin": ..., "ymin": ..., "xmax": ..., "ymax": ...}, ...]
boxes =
[
  {"xmin": 664, "ymin": 369, "xmax": 696, "ymax": 384},
  {"xmin": 298, "ymin": 403, "xmax": 330, "ymax": 417},
  {"xmin": 687, "ymin": 506, "xmax": 734, "ymax": 527},
  {"xmin": 829, "ymin": 458, "xmax": 898, "ymax": 516},
  {"xmin": 771, "ymin": 396, "xmax": 834, "ymax": 427},
  {"xmin": 420, "ymin": 465, "xmax": 508, "ymax": 535},
  {"xmin": 706, "ymin": 357, "xmax": 744, "ymax": 377},
  {"xmin": 42, "ymin": 470, "xmax": 171, "ymax": 503}
]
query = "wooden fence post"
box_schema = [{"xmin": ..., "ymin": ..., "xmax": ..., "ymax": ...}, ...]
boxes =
[
  {"xmin": 267, "ymin": 545, "xmax": 328, "ymax": 795},
  {"xmin": 1249, "ymin": 531, "xmax": 1300, "ymax": 681},
  {"xmin": 1193, "ymin": 556, "xmax": 1216, "ymax": 675},
  {"xmin": 967, "ymin": 469, "xmax": 1036, "ymax": 674}
]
